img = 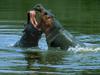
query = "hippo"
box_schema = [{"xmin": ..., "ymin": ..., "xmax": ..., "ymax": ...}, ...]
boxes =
[
  {"xmin": 14, "ymin": 9, "xmax": 42, "ymax": 47},
  {"xmin": 14, "ymin": 24, "xmax": 42, "ymax": 47},
  {"xmin": 33, "ymin": 4, "xmax": 85, "ymax": 50}
]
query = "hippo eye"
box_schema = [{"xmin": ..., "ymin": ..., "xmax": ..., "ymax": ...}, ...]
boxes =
[{"xmin": 44, "ymin": 12, "xmax": 47, "ymax": 15}]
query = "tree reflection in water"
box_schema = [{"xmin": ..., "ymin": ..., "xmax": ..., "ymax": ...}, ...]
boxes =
[{"xmin": 23, "ymin": 48, "xmax": 67, "ymax": 73}]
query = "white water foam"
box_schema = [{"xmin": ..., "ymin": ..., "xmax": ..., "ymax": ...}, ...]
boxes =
[{"xmin": 68, "ymin": 45, "xmax": 100, "ymax": 53}]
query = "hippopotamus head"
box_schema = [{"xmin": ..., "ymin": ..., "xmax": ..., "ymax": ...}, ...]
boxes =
[{"xmin": 33, "ymin": 4, "xmax": 55, "ymax": 35}]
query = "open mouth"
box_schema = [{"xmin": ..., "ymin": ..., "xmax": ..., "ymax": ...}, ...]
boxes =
[{"xmin": 32, "ymin": 10, "xmax": 38, "ymax": 25}]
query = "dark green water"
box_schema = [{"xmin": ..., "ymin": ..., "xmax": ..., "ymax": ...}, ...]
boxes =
[
  {"xmin": 0, "ymin": 0, "xmax": 100, "ymax": 33},
  {"xmin": 0, "ymin": 0, "xmax": 100, "ymax": 75}
]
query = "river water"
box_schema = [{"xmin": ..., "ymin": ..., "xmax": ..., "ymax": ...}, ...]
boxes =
[{"xmin": 0, "ymin": 0, "xmax": 100, "ymax": 75}]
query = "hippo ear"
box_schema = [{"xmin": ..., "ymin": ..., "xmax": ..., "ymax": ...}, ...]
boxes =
[{"xmin": 33, "ymin": 4, "xmax": 44, "ymax": 12}]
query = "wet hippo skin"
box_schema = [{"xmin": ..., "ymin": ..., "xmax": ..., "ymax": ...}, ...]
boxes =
[
  {"xmin": 34, "ymin": 4, "xmax": 85, "ymax": 50},
  {"xmin": 14, "ymin": 23, "xmax": 42, "ymax": 47}
]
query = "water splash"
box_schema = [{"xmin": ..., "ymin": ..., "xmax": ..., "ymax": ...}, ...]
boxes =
[
  {"xmin": 68, "ymin": 45, "xmax": 100, "ymax": 53},
  {"xmin": 38, "ymin": 33, "xmax": 48, "ymax": 50}
]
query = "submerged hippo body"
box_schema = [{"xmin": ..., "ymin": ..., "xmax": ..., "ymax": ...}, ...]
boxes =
[
  {"xmin": 14, "ymin": 23, "xmax": 42, "ymax": 47},
  {"xmin": 34, "ymin": 4, "xmax": 85, "ymax": 49},
  {"xmin": 45, "ymin": 20, "xmax": 85, "ymax": 49}
]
